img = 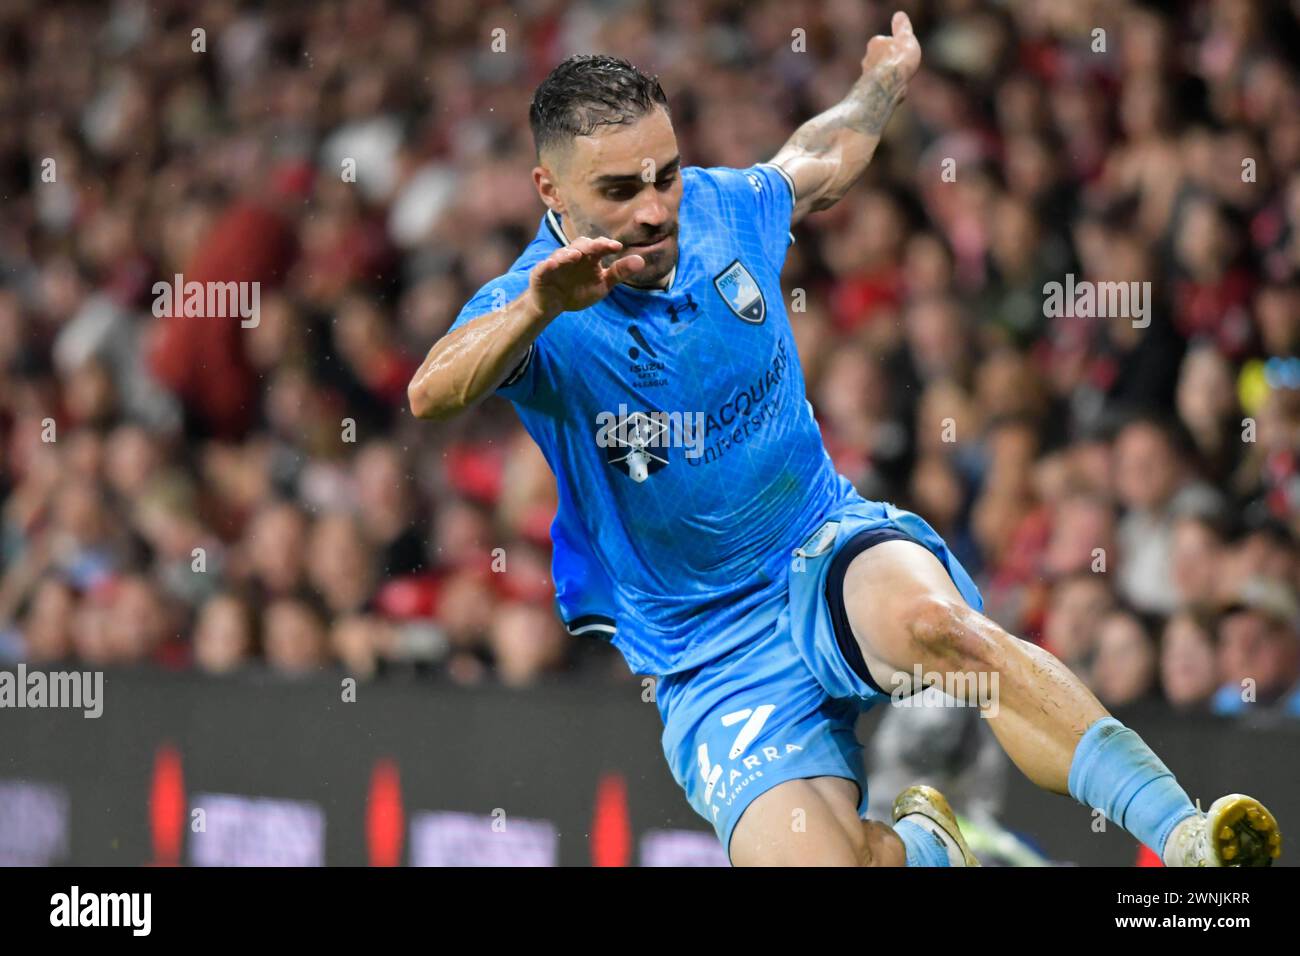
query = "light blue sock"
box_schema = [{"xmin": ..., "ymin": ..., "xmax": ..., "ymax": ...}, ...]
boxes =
[
  {"xmin": 895, "ymin": 817, "xmax": 951, "ymax": 867},
  {"xmin": 1068, "ymin": 716, "xmax": 1199, "ymax": 857}
]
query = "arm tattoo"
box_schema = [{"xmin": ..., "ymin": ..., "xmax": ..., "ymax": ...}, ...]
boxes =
[{"xmin": 788, "ymin": 68, "xmax": 905, "ymax": 154}]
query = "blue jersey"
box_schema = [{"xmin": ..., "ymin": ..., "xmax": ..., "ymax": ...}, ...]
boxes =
[{"xmin": 446, "ymin": 163, "xmax": 858, "ymax": 676}]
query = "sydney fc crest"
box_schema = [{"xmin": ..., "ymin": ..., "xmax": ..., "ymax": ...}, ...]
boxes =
[{"xmin": 713, "ymin": 259, "xmax": 765, "ymax": 324}]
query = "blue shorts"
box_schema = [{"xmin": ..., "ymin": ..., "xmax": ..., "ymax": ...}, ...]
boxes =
[{"xmin": 654, "ymin": 498, "xmax": 984, "ymax": 863}]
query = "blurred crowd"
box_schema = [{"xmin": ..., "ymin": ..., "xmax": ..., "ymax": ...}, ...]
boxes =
[{"xmin": 1, "ymin": 0, "xmax": 1298, "ymax": 718}]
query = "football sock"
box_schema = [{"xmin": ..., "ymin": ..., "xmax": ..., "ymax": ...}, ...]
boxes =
[
  {"xmin": 1067, "ymin": 716, "xmax": 1200, "ymax": 857},
  {"xmin": 895, "ymin": 816, "xmax": 955, "ymax": 867}
]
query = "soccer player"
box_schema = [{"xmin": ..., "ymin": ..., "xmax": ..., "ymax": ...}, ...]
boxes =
[{"xmin": 408, "ymin": 12, "xmax": 1281, "ymax": 867}]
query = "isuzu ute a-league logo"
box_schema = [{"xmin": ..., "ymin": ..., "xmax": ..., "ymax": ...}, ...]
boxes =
[
  {"xmin": 626, "ymin": 323, "xmax": 669, "ymax": 389},
  {"xmin": 713, "ymin": 259, "xmax": 766, "ymax": 324}
]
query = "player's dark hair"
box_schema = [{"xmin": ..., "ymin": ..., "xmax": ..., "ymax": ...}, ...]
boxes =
[{"xmin": 529, "ymin": 54, "xmax": 669, "ymax": 160}]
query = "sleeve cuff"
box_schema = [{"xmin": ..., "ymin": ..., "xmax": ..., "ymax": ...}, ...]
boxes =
[
  {"xmin": 500, "ymin": 342, "xmax": 534, "ymax": 388},
  {"xmin": 756, "ymin": 162, "xmax": 797, "ymax": 246},
  {"xmin": 757, "ymin": 161, "xmax": 797, "ymax": 205}
]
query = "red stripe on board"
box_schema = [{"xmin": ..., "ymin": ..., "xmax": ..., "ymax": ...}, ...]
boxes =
[
  {"xmin": 149, "ymin": 743, "xmax": 185, "ymax": 866},
  {"xmin": 367, "ymin": 759, "xmax": 405, "ymax": 867},
  {"xmin": 591, "ymin": 773, "xmax": 631, "ymax": 867}
]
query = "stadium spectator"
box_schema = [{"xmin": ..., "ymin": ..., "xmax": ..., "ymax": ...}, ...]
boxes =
[
  {"xmin": 263, "ymin": 595, "xmax": 330, "ymax": 677},
  {"xmin": 1210, "ymin": 579, "xmax": 1300, "ymax": 717},
  {"xmin": 488, "ymin": 601, "xmax": 571, "ymax": 688},
  {"xmin": 1160, "ymin": 610, "xmax": 1220, "ymax": 713},
  {"xmin": 1040, "ymin": 571, "xmax": 1115, "ymax": 675},
  {"xmin": 306, "ymin": 511, "xmax": 378, "ymax": 617},
  {"xmin": 1091, "ymin": 608, "xmax": 1160, "ymax": 709},
  {"xmin": 1168, "ymin": 512, "xmax": 1229, "ymax": 612},
  {"xmin": 193, "ymin": 592, "xmax": 257, "ymax": 676},
  {"xmin": 1112, "ymin": 414, "xmax": 1223, "ymax": 615}
]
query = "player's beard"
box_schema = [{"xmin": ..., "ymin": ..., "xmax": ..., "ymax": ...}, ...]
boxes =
[{"xmin": 616, "ymin": 225, "xmax": 678, "ymax": 289}]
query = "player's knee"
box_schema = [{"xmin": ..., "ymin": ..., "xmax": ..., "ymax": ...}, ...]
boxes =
[
  {"xmin": 859, "ymin": 820, "xmax": 905, "ymax": 867},
  {"xmin": 824, "ymin": 818, "xmax": 900, "ymax": 867},
  {"xmin": 905, "ymin": 595, "xmax": 999, "ymax": 672},
  {"xmin": 828, "ymin": 818, "xmax": 876, "ymax": 867},
  {"xmin": 832, "ymin": 820, "xmax": 904, "ymax": 867}
]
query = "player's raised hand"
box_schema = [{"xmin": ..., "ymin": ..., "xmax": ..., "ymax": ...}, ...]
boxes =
[
  {"xmin": 861, "ymin": 11, "xmax": 921, "ymax": 98},
  {"xmin": 528, "ymin": 236, "xmax": 646, "ymax": 318}
]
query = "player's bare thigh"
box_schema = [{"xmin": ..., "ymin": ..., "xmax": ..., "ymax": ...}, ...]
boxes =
[
  {"xmin": 729, "ymin": 776, "xmax": 903, "ymax": 866},
  {"xmin": 841, "ymin": 539, "xmax": 972, "ymax": 694}
]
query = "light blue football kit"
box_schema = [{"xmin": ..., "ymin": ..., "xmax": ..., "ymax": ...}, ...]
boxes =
[{"xmin": 446, "ymin": 161, "xmax": 986, "ymax": 861}]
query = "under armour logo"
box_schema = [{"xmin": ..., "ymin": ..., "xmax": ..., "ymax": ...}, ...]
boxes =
[{"xmin": 666, "ymin": 294, "xmax": 698, "ymax": 323}]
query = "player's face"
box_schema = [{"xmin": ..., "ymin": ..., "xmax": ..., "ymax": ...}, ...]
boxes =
[{"xmin": 539, "ymin": 106, "xmax": 682, "ymax": 288}]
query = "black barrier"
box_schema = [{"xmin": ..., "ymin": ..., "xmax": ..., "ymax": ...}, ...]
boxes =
[{"xmin": 1, "ymin": 666, "xmax": 1296, "ymax": 866}]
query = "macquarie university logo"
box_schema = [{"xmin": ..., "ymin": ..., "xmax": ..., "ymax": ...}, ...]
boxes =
[{"xmin": 713, "ymin": 259, "xmax": 765, "ymax": 324}]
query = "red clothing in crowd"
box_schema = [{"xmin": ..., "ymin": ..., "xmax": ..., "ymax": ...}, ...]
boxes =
[{"xmin": 148, "ymin": 200, "xmax": 298, "ymax": 439}]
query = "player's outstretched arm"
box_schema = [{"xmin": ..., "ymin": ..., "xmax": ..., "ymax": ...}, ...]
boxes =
[
  {"xmin": 407, "ymin": 237, "xmax": 645, "ymax": 420},
  {"xmin": 767, "ymin": 10, "xmax": 921, "ymax": 226}
]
